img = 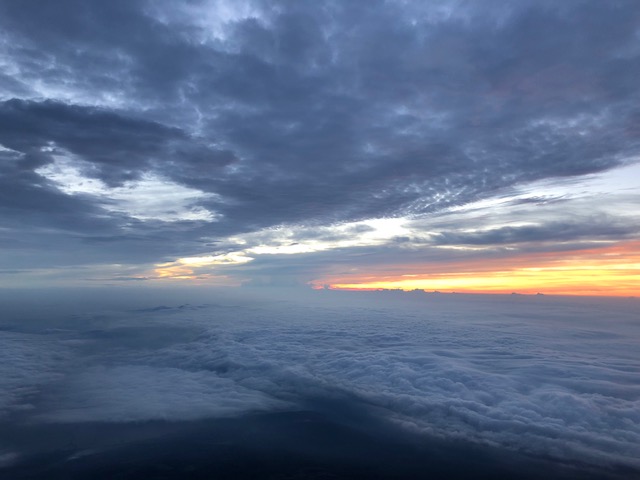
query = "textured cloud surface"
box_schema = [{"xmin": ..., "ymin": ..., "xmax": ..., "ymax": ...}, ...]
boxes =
[
  {"xmin": 1, "ymin": 0, "xmax": 639, "ymax": 289},
  {"xmin": 1, "ymin": 289, "xmax": 638, "ymax": 476}
]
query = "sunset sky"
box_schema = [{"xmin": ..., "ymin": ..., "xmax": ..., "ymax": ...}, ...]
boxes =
[
  {"xmin": 2, "ymin": 4, "xmax": 640, "ymax": 478},
  {"xmin": 1, "ymin": 0, "xmax": 639, "ymax": 295}
]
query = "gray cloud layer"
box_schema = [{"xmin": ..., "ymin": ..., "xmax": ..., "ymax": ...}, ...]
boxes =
[{"xmin": 1, "ymin": 0, "xmax": 639, "ymax": 280}]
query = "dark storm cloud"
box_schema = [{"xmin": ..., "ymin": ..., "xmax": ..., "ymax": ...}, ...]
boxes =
[{"xmin": 0, "ymin": 0, "xmax": 639, "ymax": 271}]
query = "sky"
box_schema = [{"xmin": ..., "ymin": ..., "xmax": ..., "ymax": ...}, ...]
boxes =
[{"xmin": 1, "ymin": 0, "xmax": 640, "ymax": 295}]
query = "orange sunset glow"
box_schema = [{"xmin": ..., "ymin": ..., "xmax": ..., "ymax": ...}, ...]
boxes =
[{"xmin": 320, "ymin": 241, "xmax": 640, "ymax": 296}]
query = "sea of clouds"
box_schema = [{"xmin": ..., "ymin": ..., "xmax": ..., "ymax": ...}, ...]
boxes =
[{"xmin": 0, "ymin": 289, "xmax": 638, "ymax": 473}]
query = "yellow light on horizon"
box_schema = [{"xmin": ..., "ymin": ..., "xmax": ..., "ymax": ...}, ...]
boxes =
[
  {"xmin": 330, "ymin": 269, "xmax": 639, "ymax": 296},
  {"xmin": 323, "ymin": 241, "xmax": 640, "ymax": 296}
]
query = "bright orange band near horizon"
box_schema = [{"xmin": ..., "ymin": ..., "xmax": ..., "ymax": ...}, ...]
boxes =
[{"xmin": 320, "ymin": 241, "xmax": 640, "ymax": 296}]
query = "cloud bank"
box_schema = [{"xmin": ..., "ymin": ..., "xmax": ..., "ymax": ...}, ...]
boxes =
[{"xmin": 1, "ymin": 290, "xmax": 638, "ymax": 476}]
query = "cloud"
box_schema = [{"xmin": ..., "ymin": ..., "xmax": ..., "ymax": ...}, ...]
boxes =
[
  {"xmin": 431, "ymin": 219, "xmax": 638, "ymax": 246},
  {"xmin": 36, "ymin": 156, "xmax": 219, "ymax": 223},
  {"xmin": 1, "ymin": 1, "xmax": 639, "ymax": 282},
  {"xmin": 0, "ymin": 331, "xmax": 70, "ymax": 418},
  {"xmin": 37, "ymin": 365, "xmax": 288, "ymax": 423},
  {"xmin": 0, "ymin": 99, "xmax": 233, "ymax": 188},
  {"xmin": 2, "ymin": 291, "xmax": 638, "ymax": 473}
]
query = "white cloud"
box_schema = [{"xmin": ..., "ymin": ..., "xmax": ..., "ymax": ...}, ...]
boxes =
[
  {"xmin": 36, "ymin": 156, "xmax": 219, "ymax": 222},
  {"xmin": 172, "ymin": 217, "xmax": 414, "ymax": 266},
  {"xmin": 152, "ymin": 217, "xmax": 415, "ymax": 278},
  {"xmin": 240, "ymin": 218, "xmax": 412, "ymax": 255},
  {"xmin": 180, "ymin": 251, "xmax": 254, "ymax": 266},
  {"xmin": 448, "ymin": 160, "xmax": 640, "ymax": 218}
]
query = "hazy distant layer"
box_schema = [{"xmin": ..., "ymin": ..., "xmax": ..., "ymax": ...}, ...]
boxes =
[{"xmin": 1, "ymin": 289, "xmax": 638, "ymax": 476}]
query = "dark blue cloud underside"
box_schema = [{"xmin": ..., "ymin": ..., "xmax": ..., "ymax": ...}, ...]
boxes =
[{"xmin": 0, "ymin": 0, "xmax": 638, "ymax": 269}]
